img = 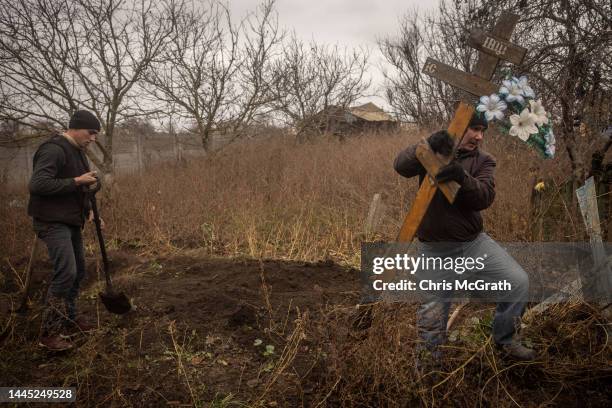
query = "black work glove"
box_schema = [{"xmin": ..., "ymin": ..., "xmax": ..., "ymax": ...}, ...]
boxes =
[
  {"xmin": 436, "ymin": 162, "xmax": 466, "ymax": 184},
  {"xmin": 427, "ymin": 130, "xmax": 454, "ymax": 156}
]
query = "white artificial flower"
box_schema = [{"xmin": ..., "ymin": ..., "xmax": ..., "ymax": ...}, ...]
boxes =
[
  {"xmin": 477, "ymin": 94, "xmax": 507, "ymax": 121},
  {"xmin": 529, "ymin": 99, "xmax": 548, "ymax": 126},
  {"xmin": 516, "ymin": 76, "xmax": 536, "ymax": 99},
  {"xmin": 509, "ymin": 108, "xmax": 538, "ymax": 141},
  {"xmin": 500, "ymin": 79, "xmax": 525, "ymax": 105}
]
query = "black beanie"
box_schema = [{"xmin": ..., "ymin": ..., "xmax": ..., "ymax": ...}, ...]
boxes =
[
  {"xmin": 68, "ymin": 110, "xmax": 101, "ymax": 131},
  {"xmin": 468, "ymin": 112, "xmax": 488, "ymax": 130}
]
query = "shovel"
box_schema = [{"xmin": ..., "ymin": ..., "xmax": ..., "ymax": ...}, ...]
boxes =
[{"xmin": 88, "ymin": 178, "xmax": 131, "ymax": 314}]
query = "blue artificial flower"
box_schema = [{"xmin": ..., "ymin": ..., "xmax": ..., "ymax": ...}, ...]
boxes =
[
  {"xmin": 516, "ymin": 76, "xmax": 536, "ymax": 99},
  {"xmin": 500, "ymin": 78, "xmax": 525, "ymax": 105},
  {"xmin": 476, "ymin": 94, "xmax": 507, "ymax": 121}
]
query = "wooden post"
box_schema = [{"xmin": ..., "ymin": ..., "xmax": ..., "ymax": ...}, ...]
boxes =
[{"xmin": 365, "ymin": 193, "xmax": 385, "ymax": 239}]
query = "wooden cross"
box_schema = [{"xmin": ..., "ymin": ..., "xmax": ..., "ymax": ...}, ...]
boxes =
[{"xmin": 397, "ymin": 12, "xmax": 528, "ymax": 242}]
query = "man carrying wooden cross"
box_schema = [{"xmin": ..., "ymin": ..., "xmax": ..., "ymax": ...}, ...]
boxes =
[
  {"xmin": 393, "ymin": 116, "xmax": 536, "ymax": 361},
  {"xmin": 389, "ymin": 11, "xmax": 545, "ymax": 363}
]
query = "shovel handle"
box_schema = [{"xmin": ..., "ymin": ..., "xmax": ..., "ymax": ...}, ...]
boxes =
[
  {"xmin": 85, "ymin": 178, "xmax": 102, "ymax": 194},
  {"xmin": 88, "ymin": 178, "xmax": 113, "ymax": 290}
]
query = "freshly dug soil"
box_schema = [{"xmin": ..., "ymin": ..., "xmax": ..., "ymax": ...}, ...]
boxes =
[
  {"xmin": 1, "ymin": 250, "xmax": 610, "ymax": 407},
  {"xmin": 0, "ymin": 250, "xmax": 360, "ymax": 406}
]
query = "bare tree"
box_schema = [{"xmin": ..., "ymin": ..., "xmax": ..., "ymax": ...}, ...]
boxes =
[
  {"xmin": 144, "ymin": 0, "xmax": 238, "ymax": 151},
  {"xmin": 230, "ymin": 0, "xmax": 283, "ymax": 139},
  {"xmin": 379, "ymin": 2, "xmax": 500, "ymax": 126},
  {"xmin": 510, "ymin": 0, "xmax": 611, "ymax": 181},
  {"xmin": 379, "ymin": 11, "xmax": 446, "ymax": 126},
  {"xmin": 270, "ymin": 35, "xmax": 371, "ymax": 135},
  {"xmin": 0, "ymin": 0, "xmax": 81, "ymax": 128},
  {"xmin": 0, "ymin": 0, "xmax": 178, "ymax": 173},
  {"xmin": 381, "ymin": 0, "xmax": 611, "ymax": 182},
  {"xmin": 145, "ymin": 0, "xmax": 282, "ymax": 151}
]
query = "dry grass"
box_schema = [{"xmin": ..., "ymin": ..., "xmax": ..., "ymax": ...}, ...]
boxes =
[
  {"xmin": 2, "ymin": 129, "xmax": 608, "ymax": 407},
  {"xmin": 304, "ymin": 301, "xmax": 610, "ymax": 407},
  {"xmin": 0, "ymin": 129, "xmax": 583, "ymax": 265}
]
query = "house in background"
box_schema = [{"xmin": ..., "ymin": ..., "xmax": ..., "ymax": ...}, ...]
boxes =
[{"xmin": 310, "ymin": 102, "xmax": 399, "ymax": 136}]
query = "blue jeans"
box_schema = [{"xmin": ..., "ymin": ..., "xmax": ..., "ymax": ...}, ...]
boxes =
[
  {"xmin": 34, "ymin": 220, "xmax": 86, "ymax": 334},
  {"xmin": 416, "ymin": 233, "xmax": 529, "ymax": 353}
]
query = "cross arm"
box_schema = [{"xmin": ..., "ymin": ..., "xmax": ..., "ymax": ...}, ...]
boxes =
[{"xmin": 423, "ymin": 57, "xmax": 497, "ymax": 98}]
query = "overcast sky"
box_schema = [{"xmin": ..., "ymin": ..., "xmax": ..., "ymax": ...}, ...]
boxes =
[{"xmin": 229, "ymin": 0, "xmax": 439, "ymax": 109}]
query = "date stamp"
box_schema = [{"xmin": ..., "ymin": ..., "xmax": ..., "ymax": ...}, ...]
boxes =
[{"xmin": 0, "ymin": 387, "xmax": 76, "ymax": 403}]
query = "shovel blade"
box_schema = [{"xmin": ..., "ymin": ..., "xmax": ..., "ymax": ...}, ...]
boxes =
[{"xmin": 99, "ymin": 291, "xmax": 131, "ymax": 314}]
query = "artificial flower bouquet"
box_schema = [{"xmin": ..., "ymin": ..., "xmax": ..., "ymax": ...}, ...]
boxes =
[{"xmin": 476, "ymin": 74, "xmax": 555, "ymax": 158}]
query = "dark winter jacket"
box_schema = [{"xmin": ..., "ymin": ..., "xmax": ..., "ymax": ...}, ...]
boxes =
[
  {"xmin": 394, "ymin": 144, "xmax": 496, "ymax": 242},
  {"xmin": 27, "ymin": 135, "xmax": 91, "ymax": 227}
]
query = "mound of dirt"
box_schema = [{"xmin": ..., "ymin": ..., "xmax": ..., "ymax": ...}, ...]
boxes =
[{"xmin": 1, "ymin": 250, "xmax": 360, "ymax": 406}]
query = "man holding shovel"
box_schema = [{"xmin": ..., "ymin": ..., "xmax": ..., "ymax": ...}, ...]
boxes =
[
  {"xmin": 28, "ymin": 110, "xmax": 101, "ymax": 350},
  {"xmin": 394, "ymin": 114, "xmax": 536, "ymax": 362}
]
